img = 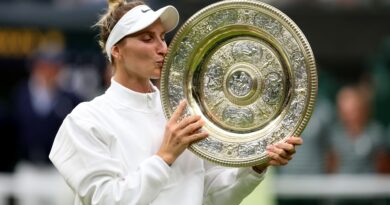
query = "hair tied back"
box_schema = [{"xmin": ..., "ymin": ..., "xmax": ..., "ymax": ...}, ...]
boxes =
[{"xmin": 108, "ymin": 0, "xmax": 126, "ymax": 11}]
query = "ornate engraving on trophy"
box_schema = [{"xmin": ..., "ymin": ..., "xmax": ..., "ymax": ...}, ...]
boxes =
[
  {"xmin": 210, "ymin": 9, "xmax": 239, "ymax": 26},
  {"xmin": 194, "ymin": 36, "xmax": 289, "ymax": 133},
  {"xmin": 178, "ymin": 37, "xmax": 193, "ymax": 58},
  {"xmin": 282, "ymin": 94, "xmax": 306, "ymax": 129},
  {"xmin": 222, "ymin": 10, "xmax": 236, "ymax": 24},
  {"xmin": 291, "ymin": 98, "xmax": 304, "ymax": 117},
  {"xmin": 169, "ymin": 71, "xmax": 182, "ymax": 85},
  {"xmin": 187, "ymin": 27, "xmax": 202, "ymax": 45},
  {"xmin": 223, "ymin": 143, "xmax": 239, "ymax": 157},
  {"xmin": 197, "ymin": 138, "xmax": 223, "ymax": 154},
  {"xmin": 227, "ymin": 71, "xmax": 253, "ymax": 97},
  {"xmin": 237, "ymin": 141, "xmax": 258, "ymax": 158},
  {"xmin": 237, "ymin": 8, "xmax": 256, "ymax": 24},
  {"xmin": 262, "ymin": 72, "xmax": 283, "ymax": 105},
  {"xmin": 232, "ymin": 41, "xmax": 263, "ymax": 64},
  {"xmin": 204, "ymin": 63, "xmax": 224, "ymax": 91},
  {"xmin": 261, "ymin": 54, "xmax": 280, "ymax": 75},
  {"xmin": 173, "ymin": 52, "xmax": 185, "ymax": 71},
  {"xmin": 253, "ymin": 13, "xmax": 282, "ymax": 37},
  {"xmin": 212, "ymin": 45, "xmax": 236, "ymax": 69},
  {"xmin": 282, "ymin": 112, "xmax": 296, "ymax": 129},
  {"xmin": 168, "ymin": 84, "xmax": 184, "ymax": 108},
  {"xmin": 291, "ymin": 52, "xmax": 308, "ymax": 89},
  {"xmin": 222, "ymin": 106, "xmax": 254, "ymax": 127},
  {"xmin": 252, "ymin": 101, "xmax": 272, "ymax": 121}
]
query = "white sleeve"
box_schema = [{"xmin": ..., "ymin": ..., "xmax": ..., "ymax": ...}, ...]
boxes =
[
  {"xmin": 203, "ymin": 161, "xmax": 266, "ymax": 205},
  {"xmin": 49, "ymin": 115, "xmax": 171, "ymax": 205}
]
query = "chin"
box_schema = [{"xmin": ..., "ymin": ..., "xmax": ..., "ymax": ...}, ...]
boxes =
[{"xmin": 151, "ymin": 69, "xmax": 161, "ymax": 80}]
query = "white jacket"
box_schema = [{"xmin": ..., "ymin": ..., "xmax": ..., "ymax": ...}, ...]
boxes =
[{"xmin": 49, "ymin": 79, "xmax": 265, "ymax": 205}]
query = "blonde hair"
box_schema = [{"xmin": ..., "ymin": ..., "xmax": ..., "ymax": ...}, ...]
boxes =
[{"xmin": 95, "ymin": 0, "xmax": 144, "ymax": 59}]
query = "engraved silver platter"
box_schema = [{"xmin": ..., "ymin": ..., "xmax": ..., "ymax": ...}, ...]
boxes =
[{"xmin": 160, "ymin": 0, "xmax": 317, "ymax": 167}]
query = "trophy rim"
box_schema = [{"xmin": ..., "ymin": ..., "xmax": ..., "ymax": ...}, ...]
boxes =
[{"xmin": 160, "ymin": 0, "xmax": 318, "ymax": 167}]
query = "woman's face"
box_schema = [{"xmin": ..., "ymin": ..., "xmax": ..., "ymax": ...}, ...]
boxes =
[{"xmin": 113, "ymin": 19, "xmax": 167, "ymax": 82}]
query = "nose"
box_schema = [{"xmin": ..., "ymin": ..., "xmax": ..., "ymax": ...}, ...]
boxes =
[{"xmin": 157, "ymin": 38, "xmax": 168, "ymax": 56}]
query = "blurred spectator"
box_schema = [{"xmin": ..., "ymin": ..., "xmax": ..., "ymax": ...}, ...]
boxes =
[
  {"xmin": 11, "ymin": 42, "xmax": 81, "ymax": 205},
  {"xmin": 326, "ymin": 84, "xmax": 386, "ymax": 174},
  {"xmin": 12, "ymin": 42, "xmax": 82, "ymax": 165},
  {"xmin": 325, "ymin": 82, "xmax": 387, "ymax": 205}
]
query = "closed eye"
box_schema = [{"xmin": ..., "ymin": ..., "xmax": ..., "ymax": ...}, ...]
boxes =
[{"xmin": 141, "ymin": 34, "xmax": 153, "ymax": 42}]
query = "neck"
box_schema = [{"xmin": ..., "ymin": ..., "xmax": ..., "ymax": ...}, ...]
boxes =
[{"xmin": 113, "ymin": 75, "xmax": 153, "ymax": 93}]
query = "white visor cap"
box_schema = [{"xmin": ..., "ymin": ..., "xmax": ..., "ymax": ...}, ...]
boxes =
[{"xmin": 105, "ymin": 4, "xmax": 179, "ymax": 62}]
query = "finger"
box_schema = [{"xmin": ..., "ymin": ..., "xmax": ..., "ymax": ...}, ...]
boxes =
[
  {"xmin": 179, "ymin": 118, "xmax": 205, "ymax": 136},
  {"xmin": 176, "ymin": 115, "xmax": 201, "ymax": 130},
  {"xmin": 267, "ymin": 145, "xmax": 288, "ymax": 159},
  {"xmin": 275, "ymin": 142, "xmax": 296, "ymax": 155},
  {"xmin": 287, "ymin": 136, "xmax": 303, "ymax": 146},
  {"xmin": 183, "ymin": 131, "xmax": 209, "ymax": 144},
  {"xmin": 267, "ymin": 151, "xmax": 289, "ymax": 166},
  {"xmin": 169, "ymin": 100, "xmax": 187, "ymax": 123}
]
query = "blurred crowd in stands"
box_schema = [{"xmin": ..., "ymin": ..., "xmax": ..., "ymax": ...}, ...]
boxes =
[
  {"xmin": 276, "ymin": 37, "xmax": 390, "ymax": 205},
  {"xmin": 0, "ymin": 39, "xmax": 108, "ymax": 205}
]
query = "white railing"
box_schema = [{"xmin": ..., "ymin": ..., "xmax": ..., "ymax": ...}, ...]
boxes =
[
  {"xmin": 0, "ymin": 170, "xmax": 73, "ymax": 205},
  {"xmin": 274, "ymin": 174, "xmax": 390, "ymax": 199},
  {"xmin": 1, "ymin": 173, "xmax": 390, "ymax": 204},
  {"xmin": 0, "ymin": 174, "xmax": 14, "ymax": 205}
]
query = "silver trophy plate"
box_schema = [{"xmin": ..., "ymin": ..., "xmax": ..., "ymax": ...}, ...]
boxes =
[{"xmin": 160, "ymin": 0, "xmax": 317, "ymax": 167}]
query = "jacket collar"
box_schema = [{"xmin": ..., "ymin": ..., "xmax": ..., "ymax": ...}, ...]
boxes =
[{"xmin": 106, "ymin": 78, "xmax": 161, "ymax": 113}]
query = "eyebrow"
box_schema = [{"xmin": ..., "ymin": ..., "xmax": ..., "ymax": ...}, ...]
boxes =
[
  {"xmin": 133, "ymin": 28, "xmax": 166, "ymax": 36},
  {"xmin": 140, "ymin": 31, "xmax": 165, "ymax": 36}
]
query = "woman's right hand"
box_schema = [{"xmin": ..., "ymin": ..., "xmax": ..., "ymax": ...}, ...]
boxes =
[{"xmin": 157, "ymin": 100, "xmax": 208, "ymax": 165}]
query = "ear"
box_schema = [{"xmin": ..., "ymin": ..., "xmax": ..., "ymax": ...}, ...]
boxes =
[{"xmin": 111, "ymin": 45, "xmax": 121, "ymax": 61}]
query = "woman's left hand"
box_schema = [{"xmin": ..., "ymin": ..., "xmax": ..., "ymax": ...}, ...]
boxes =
[{"xmin": 252, "ymin": 136, "xmax": 303, "ymax": 173}]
